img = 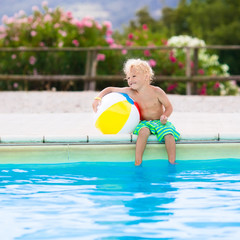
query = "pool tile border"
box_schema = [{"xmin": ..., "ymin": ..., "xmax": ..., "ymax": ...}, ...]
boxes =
[
  {"xmin": 1, "ymin": 135, "xmax": 44, "ymax": 143},
  {"xmin": 44, "ymin": 135, "xmax": 88, "ymax": 143},
  {"xmin": 0, "ymin": 132, "xmax": 239, "ymax": 144},
  {"xmin": 0, "ymin": 143, "xmax": 239, "ymax": 164}
]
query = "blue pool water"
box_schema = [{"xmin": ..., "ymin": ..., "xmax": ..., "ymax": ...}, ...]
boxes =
[{"xmin": 0, "ymin": 159, "xmax": 240, "ymax": 240}]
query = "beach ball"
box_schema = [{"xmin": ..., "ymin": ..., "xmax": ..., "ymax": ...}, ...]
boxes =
[{"xmin": 94, "ymin": 92, "xmax": 140, "ymax": 134}]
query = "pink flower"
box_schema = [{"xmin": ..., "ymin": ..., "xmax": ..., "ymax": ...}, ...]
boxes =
[
  {"xmin": 214, "ymin": 82, "xmax": 220, "ymax": 89},
  {"xmin": 44, "ymin": 14, "xmax": 52, "ymax": 22},
  {"xmin": 11, "ymin": 36, "xmax": 19, "ymax": 41},
  {"xmin": 231, "ymin": 80, "xmax": 237, "ymax": 86},
  {"xmin": 76, "ymin": 21, "xmax": 83, "ymax": 28},
  {"xmin": 149, "ymin": 59, "xmax": 156, "ymax": 67},
  {"xmin": 58, "ymin": 42, "xmax": 63, "ymax": 47},
  {"xmin": 106, "ymin": 29, "xmax": 113, "ymax": 37},
  {"xmin": 32, "ymin": 6, "xmax": 39, "ymax": 12},
  {"xmin": 161, "ymin": 39, "xmax": 168, "ymax": 45},
  {"xmin": 198, "ymin": 69, "xmax": 205, "ymax": 75},
  {"xmin": 83, "ymin": 19, "xmax": 93, "ymax": 28},
  {"xmin": 58, "ymin": 30, "xmax": 67, "ymax": 37},
  {"xmin": 122, "ymin": 49, "xmax": 127, "ymax": 55},
  {"xmin": 29, "ymin": 56, "xmax": 37, "ymax": 65},
  {"xmin": 28, "ymin": 16, "xmax": 33, "ymax": 24},
  {"xmin": 0, "ymin": 32, "xmax": 7, "ymax": 40},
  {"xmin": 96, "ymin": 54, "xmax": 105, "ymax": 61},
  {"xmin": 199, "ymin": 84, "xmax": 207, "ymax": 95},
  {"xmin": 103, "ymin": 21, "xmax": 112, "ymax": 29},
  {"xmin": 169, "ymin": 51, "xmax": 176, "ymax": 63},
  {"xmin": 126, "ymin": 40, "xmax": 132, "ymax": 46},
  {"xmin": 106, "ymin": 37, "xmax": 114, "ymax": 45},
  {"xmin": 72, "ymin": 39, "xmax": 79, "ymax": 47},
  {"xmin": 42, "ymin": 1, "xmax": 48, "ymax": 7},
  {"xmin": 128, "ymin": 33, "xmax": 134, "ymax": 40},
  {"xmin": 167, "ymin": 83, "xmax": 178, "ymax": 92},
  {"xmin": 54, "ymin": 23, "xmax": 60, "ymax": 28},
  {"xmin": 13, "ymin": 82, "xmax": 19, "ymax": 88},
  {"xmin": 2, "ymin": 15, "xmax": 8, "ymax": 24},
  {"xmin": 142, "ymin": 24, "xmax": 148, "ymax": 30},
  {"xmin": 11, "ymin": 54, "xmax": 17, "ymax": 59},
  {"xmin": 110, "ymin": 43, "xmax": 121, "ymax": 48},
  {"xmin": 144, "ymin": 49, "xmax": 151, "ymax": 57},
  {"xmin": 169, "ymin": 55, "xmax": 176, "ymax": 63},
  {"xmin": 31, "ymin": 30, "xmax": 37, "ymax": 37},
  {"xmin": 66, "ymin": 11, "xmax": 73, "ymax": 19},
  {"xmin": 39, "ymin": 42, "xmax": 45, "ymax": 47},
  {"xmin": 178, "ymin": 62, "xmax": 184, "ymax": 68},
  {"xmin": 18, "ymin": 10, "xmax": 25, "ymax": 17},
  {"xmin": 95, "ymin": 22, "xmax": 102, "ymax": 30},
  {"xmin": 0, "ymin": 25, "xmax": 5, "ymax": 32}
]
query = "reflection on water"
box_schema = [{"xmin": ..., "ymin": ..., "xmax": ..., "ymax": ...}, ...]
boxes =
[{"xmin": 0, "ymin": 159, "xmax": 240, "ymax": 239}]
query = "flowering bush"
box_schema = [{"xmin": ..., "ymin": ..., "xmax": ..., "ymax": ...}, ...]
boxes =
[
  {"xmin": 117, "ymin": 32, "xmax": 239, "ymax": 95},
  {"xmin": 0, "ymin": 1, "xmax": 116, "ymax": 90},
  {"xmin": 0, "ymin": 2, "xmax": 239, "ymax": 95},
  {"xmin": 167, "ymin": 35, "xmax": 239, "ymax": 95}
]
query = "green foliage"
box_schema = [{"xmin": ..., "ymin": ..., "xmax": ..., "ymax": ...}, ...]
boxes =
[
  {"xmin": 159, "ymin": 0, "xmax": 240, "ymax": 75},
  {"xmin": 167, "ymin": 35, "xmax": 239, "ymax": 95},
  {"xmin": 0, "ymin": 2, "xmax": 114, "ymax": 90},
  {"xmin": 117, "ymin": 0, "xmax": 240, "ymax": 95},
  {"xmin": 0, "ymin": 1, "xmax": 239, "ymax": 95}
]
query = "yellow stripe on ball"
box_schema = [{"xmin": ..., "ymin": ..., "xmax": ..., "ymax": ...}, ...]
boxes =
[{"xmin": 95, "ymin": 100, "xmax": 131, "ymax": 134}]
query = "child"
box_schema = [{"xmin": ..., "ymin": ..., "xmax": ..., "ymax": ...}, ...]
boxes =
[{"xmin": 92, "ymin": 58, "xmax": 180, "ymax": 165}]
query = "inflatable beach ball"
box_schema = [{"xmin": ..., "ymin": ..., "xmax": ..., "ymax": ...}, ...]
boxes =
[{"xmin": 94, "ymin": 92, "xmax": 140, "ymax": 134}]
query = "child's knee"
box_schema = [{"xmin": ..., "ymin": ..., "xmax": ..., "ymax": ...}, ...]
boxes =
[
  {"xmin": 164, "ymin": 134, "xmax": 175, "ymax": 141},
  {"xmin": 138, "ymin": 127, "xmax": 151, "ymax": 138}
]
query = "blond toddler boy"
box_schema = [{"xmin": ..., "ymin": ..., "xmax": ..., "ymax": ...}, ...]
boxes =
[{"xmin": 92, "ymin": 58, "xmax": 180, "ymax": 165}]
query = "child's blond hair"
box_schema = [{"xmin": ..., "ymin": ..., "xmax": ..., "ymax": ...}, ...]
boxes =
[{"xmin": 123, "ymin": 58, "xmax": 154, "ymax": 82}]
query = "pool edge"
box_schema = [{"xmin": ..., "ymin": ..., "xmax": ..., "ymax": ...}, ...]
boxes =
[{"xmin": 0, "ymin": 142, "xmax": 239, "ymax": 164}]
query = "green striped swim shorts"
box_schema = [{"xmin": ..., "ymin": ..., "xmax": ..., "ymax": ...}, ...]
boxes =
[{"xmin": 133, "ymin": 120, "xmax": 180, "ymax": 142}]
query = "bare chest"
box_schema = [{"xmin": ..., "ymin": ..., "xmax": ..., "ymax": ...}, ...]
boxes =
[{"xmin": 131, "ymin": 94, "xmax": 163, "ymax": 120}]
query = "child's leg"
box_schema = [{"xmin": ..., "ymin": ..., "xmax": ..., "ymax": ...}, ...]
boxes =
[
  {"xmin": 135, "ymin": 127, "xmax": 150, "ymax": 166},
  {"xmin": 164, "ymin": 134, "xmax": 176, "ymax": 164}
]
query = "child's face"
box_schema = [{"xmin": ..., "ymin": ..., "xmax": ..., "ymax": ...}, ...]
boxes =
[{"xmin": 126, "ymin": 67, "xmax": 148, "ymax": 90}]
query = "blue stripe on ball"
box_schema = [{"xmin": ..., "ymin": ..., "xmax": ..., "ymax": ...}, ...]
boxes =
[{"xmin": 119, "ymin": 92, "xmax": 134, "ymax": 105}]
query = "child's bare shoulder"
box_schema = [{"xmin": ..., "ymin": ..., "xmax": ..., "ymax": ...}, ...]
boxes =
[
  {"xmin": 151, "ymin": 86, "xmax": 166, "ymax": 95},
  {"xmin": 109, "ymin": 86, "xmax": 131, "ymax": 93}
]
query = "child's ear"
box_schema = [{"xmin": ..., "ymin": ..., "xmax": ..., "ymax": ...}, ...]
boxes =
[{"xmin": 144, "ymin": 73, "xmax": 150, "ymax": 81}]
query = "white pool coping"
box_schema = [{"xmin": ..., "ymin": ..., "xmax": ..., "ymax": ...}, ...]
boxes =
[
  {"xmin": 0, "ymin": 112, "xmax": 239, "ymax": 144},
  {"xmin": 0, "ymin": 112, "xmax": 239, "ymax": 163}
]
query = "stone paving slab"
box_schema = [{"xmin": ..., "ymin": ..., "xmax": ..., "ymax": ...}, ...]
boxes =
[{"xmin": 0, "ymin": 112, "xmax": 239, "ymax": 143}]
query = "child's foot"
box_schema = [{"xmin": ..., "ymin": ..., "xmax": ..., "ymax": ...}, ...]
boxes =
[
  {"xmin": 135, "ymin": 159, "xmax": 142, "ymax": 166},
  {"xmin": 168, "ymin": 160, "xmax": 177, "ymax": 165}
]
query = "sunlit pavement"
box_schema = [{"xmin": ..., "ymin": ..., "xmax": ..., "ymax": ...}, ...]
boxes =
[{"xmin": 0, "ymin": 112, "xmax": 239, "ymax": 140}]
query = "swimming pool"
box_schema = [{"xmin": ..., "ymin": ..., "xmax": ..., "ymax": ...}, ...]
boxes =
[{"xmin": 1, "ymin": 159, "xmax": 240, "ymax": 239}]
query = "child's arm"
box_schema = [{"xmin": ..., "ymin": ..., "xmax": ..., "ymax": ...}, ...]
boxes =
[
  {"xmin": 92, "ymin": 87, "xmax": 129, "ymax": 112},
  {"xmin": 155, "ymin": 87, "xmax": 173, "ymax": 124}
]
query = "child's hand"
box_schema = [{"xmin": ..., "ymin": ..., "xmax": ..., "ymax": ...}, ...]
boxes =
[
  {"xmin": 160, "ymin": 115, "xmax": 168, "ymax": 125},
  {"xmin": 92, "ymin": 98, "xmax": 101, "ymax": 112}
]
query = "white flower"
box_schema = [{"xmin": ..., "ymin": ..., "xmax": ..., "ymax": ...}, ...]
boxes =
[
  {"xmin": 221, "ymin": 64, "xmax": 229, "ymax": 73},
  {"xmin": 167, "ymin": 35, "xmax": 206, "ymax": 47},
  {"xmin": 209, "ymin": 54, "xmax": 219, "ymax": 65}
]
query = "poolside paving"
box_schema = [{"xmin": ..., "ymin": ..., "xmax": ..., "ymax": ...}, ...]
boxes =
[
  {"xmin": 0, "ymin": 112, "xmax": 239, "ymax": 143},
  {"xmin": 0, "ymin": 92, "xmax": 240, "ymax": 143},
  {"xmin": 0, "ymin": 92, "xmax": 239, "ymax": 164}
]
